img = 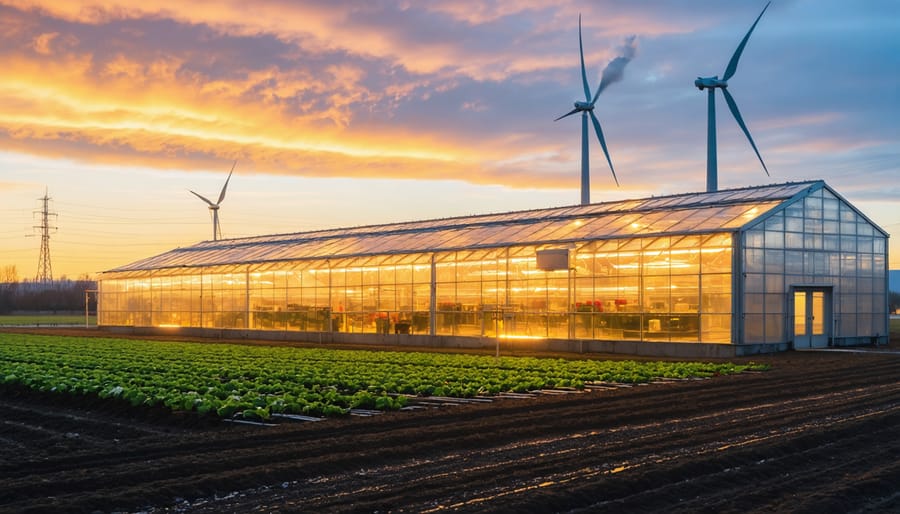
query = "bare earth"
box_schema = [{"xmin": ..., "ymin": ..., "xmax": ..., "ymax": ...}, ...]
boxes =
[{"xmin": 1, "ymin": 328, "xmax": 899, "ymax": 513}]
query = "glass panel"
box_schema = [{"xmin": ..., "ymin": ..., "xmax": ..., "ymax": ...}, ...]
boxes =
[
  {"xmin": 857, "ymin": 237, "xmax": 874, "ymax": 253},
  {"xmin": 764, "ymin": 212, "xmax": 784, "ymax": 231},
  {"xmin": 701, "ymin": 274, "xmax": 731, "ymax": 313},
  {"xmin": 744, "ymin": 313, "xmax": 764, "ymax": 343},
  {"xmin": 765, "ymin": 293, "xmax": 784, "ymax": 313},
  {"xmin": 804, "ymin": 196, "xmax": 823, "ymax": 218},
  {"xmin": 764, "ymin": 229, "xmax": 784, "ymax": 249},
  {"xmin": 643, "ymin": 275, "xmax": 670, "ymax": 312},
  {"xmin": 812, "ymin": 291, "xmax": 825, "ymax": 335},
  {"xmin": 841, "ymin": 254, "xmax": 856, "ymax": 274},
  {"xmin": 785, "ymin": 201, "xmax": 804, "ymax": 218},
  {"xmin": 765, "ymin": 313, "xmax": 784, "ymax": 343},
  {"xmin": 745, "ymin": 229, "xmax": 764, "ymax": 248},
  {"xmin": 745, "ymin": 293, "xmax": 764, "ymax": 313},
  {"xmin": 794, "ymin": 292, "xmax": 807, "ymax": 336},
  {"xmin": 785, "ymin": 251, "xmax": 803, "ymax": 274},
  {"xmin": 823, "ymin": 198, "xmax": 839, "ymax": 220},
  {"xmin": 671, "ymin": 275, "xmax": 699, "ymax": 312},
  {"xmin": 701, "ymin": 234, "xmax": 732, "ymax": 274},
  {"xmin": 642, "ymin": 237, "xmax": 670, "ymax": 275},
  {"xmin": 804, "ymin": 233, "xmax": 823, "ymax": 250},
  {"xmin": 785, "ymin": 232, "xmax": 804, "ymax": 249},
  {"xmin": 785, "ymin": 216, "xmax": 803, "ymax": 232},
  {"xmin": 745, "ymin": 249, "xmax": 764, "ymax": 274},
  {"xmin": 701, "ymin": 314, "xmax": 731, "ymax": 342},
  {"xmin": 721, "ymin": 202, "xmax": 780, "ymax": 228},
  {"xmin": 765, "ymin": 273, "xmax": 783, "ymax": 294},
  {"xmin": 764, "ymin": 249, "xmax": 784, "ymax": 274},
  {"xmin": 805, "ymin": 218, "xmax": 823, "ymax": 235}
]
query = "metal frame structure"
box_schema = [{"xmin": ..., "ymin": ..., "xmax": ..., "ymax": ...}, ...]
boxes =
[{"xmin": 97, "ymin": 181, "xmax": 889, "ymax": 355}]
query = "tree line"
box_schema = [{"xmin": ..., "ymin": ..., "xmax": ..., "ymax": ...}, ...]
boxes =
[{"xmin": 0, "ymin": 265, "xmax": 96, "ymax": 314}]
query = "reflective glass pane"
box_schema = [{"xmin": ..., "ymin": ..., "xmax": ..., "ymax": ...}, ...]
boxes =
[
  {"xmin": 812, "ymin": 292, "xmax": 825, "ymax": 335},
  {"xmin": 794, "ymin": 292, "xmax": 806, "ymax": 336}
]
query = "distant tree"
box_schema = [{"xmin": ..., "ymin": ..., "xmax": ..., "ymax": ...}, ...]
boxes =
[
  {"xmin": 1, "ymin": 276, "xmax": 97, "ymax": 313},
  {"xmin": 890, "ymin": 291, "xmax": 900, "ymax": 314},
  {"xmin": 0, "ymin": 265, "xmax": 19, "ymax": 313},
  {"xmin": 1, "ymin": 265, "xmax": 17, "ymax": 283}
]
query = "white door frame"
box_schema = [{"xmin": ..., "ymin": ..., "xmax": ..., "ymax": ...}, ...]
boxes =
[{"xmin": 791, "ymin": 286, "xmax": 832, "ymax": 349}]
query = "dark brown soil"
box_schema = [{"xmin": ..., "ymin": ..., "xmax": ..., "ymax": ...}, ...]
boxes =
[{"xmin": 1, "ymin": 328, "xmax": 899, "ymax": 513}]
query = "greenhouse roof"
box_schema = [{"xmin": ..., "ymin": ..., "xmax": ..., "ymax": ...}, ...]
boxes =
[{"xmin": 105, "ymin": 181, "xmax": 824, "ymax": 273}]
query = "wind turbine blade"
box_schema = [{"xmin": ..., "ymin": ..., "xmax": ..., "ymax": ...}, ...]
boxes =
[
  {"xmin": 722, "ymin": 1, "xmax": 770, "ymax": 81},
  {"xmin": 217, "ymin": 161, "xmax": 236, "ymax": 205},
  {"xmin": 578, "ymin": 15, "xmax": 591, "ymax": 102},
  {"xmin": 554, "ymin": 108, "xmax": 581, "ymax": 122},
  {"xmin": 189, "ymin": 190, "xmax": 217, "ymax": 207},
  {"xmin": 721, "ymin": 88, "xmax": 769, "ymax": 176},
  {"xmin": 589, "ymin": 111, "xmax": 619, "ymax": 186}
]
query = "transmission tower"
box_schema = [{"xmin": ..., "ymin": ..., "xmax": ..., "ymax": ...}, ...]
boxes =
[{"xmin": 33, "ymin": 188, "xmax": 57, "ymax": 283}]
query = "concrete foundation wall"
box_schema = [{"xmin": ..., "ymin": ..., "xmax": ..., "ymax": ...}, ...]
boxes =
[{"xmin": 101, "ymin": 325, "xmax": 796, "ymax": 359}]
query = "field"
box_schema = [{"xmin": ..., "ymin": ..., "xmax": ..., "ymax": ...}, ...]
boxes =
[
  {"xmin": 1, "ymin": 326, "xmax": 899, "ymax": 513},
  {"xmin": 0, "ymin": 334, "xmax": 764, "ymax": 420}
]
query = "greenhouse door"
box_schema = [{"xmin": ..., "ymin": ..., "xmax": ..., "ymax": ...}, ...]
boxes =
[{"xmin": 793, "ymin": 288, "xmax": 830, "ymax": 349}]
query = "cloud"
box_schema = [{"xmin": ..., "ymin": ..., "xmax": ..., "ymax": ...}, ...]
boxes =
[
  {"xmin": 0, "ymin": 0, "xmax": 896, "ymax": 198},
  {"xmin": 30, "ymin": 30, "xmax": 57, "ymax": 54}
]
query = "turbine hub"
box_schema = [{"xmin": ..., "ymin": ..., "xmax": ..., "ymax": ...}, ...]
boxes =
[
  {"xmin": 695, "ymin": 76, "xmax": 727, "ymax": 90},
  {"xmin": 574, "ymin": 101, "xmax": 593, "ymax": 110}
]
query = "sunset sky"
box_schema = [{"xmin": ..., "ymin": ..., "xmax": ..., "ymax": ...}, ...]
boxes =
[{"xmin": 0, "ymin": 0, "xmax": 897, "ymax": 280}]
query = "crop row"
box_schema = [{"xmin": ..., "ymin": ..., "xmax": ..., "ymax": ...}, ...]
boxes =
[{"xmin": 0, "ymin": 334, "xmax": 767, "ymax": 420}]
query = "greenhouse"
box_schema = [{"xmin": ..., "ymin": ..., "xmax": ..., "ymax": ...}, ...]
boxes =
[{"xmin": 97, "ymin": 180, "xmax": 889, "ymax": 357}]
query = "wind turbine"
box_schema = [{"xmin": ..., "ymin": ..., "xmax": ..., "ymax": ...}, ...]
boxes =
[
  {"xmin": 555, "ymin": 15, "xmax": 624, "ymax": 206},
  {"xmin": 695, "ymin": 2, "xmax": 771, "ymax": 192},
  {"xmin": 190, "ymin": 161, "xmax": 236, "ymax": 241}
]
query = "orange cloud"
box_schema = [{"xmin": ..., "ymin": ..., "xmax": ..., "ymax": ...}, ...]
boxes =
[
  {"xmin": 0, "ymin": 1, "xmax": 763, "ymax": 197},
  {"xmin": 30, "ymin": 31, "xmax": 57, "ymax": 54}
]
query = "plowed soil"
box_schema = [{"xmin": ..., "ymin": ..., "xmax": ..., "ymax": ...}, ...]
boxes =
[{"xmin": 1, "ymin": 328, "xmax": 899, "ymax": 513}]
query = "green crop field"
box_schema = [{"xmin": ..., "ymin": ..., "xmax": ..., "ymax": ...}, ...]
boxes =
[
  {"xmin": 0, "ymin": 314, "xmax": 95, "ymax": 326},
  {"xmin": 0, "ymin": 334, "xmax": 767, "ymax": 421}
]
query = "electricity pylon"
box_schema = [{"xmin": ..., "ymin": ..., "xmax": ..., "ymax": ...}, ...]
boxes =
[{"xmin": 33, "ymin": 188, "xmax": 57, "ymax": 283}]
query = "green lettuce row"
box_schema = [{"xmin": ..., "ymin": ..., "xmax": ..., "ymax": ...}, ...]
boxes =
[{"xmin": 0, "ymin": 334, "xmax": 767, "ymax": 419}]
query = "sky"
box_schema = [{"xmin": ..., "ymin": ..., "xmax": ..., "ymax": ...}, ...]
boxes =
[{"xmin": 0, "ymin": 0, "xmax": 898, "ymax": 280}]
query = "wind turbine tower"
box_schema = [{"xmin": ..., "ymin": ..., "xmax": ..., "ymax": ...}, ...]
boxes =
[
  {"xmin": 190, "ymin": 161, "xmax": 236, "ymax": 241},
  {"xmin": 695, "ymin": 2, "xmax": 771, "ymax": 192},
  {"xmin": 32, "ymin": 188, "xmax": 57, "ymax": 283}
]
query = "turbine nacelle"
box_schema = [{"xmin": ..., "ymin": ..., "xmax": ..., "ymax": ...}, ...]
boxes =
[
  {"xmin": 574, "ymin": 101, "xmax": 594, "ymax": 111},
  {"xmin": 694, "ymin": 76, "xmax": 728, "ymax": 90}
]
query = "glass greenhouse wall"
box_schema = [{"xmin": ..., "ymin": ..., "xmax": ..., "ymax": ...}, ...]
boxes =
[
  {"xmin": 98, "ymin": 181, "xmax": 889, "ymax": 351},
  {"xmin": 739, "ymin": 186, "xmax": 888, "ymax": 346},
  {"xmin": 99, "ymin": 233, "xmax": 734, "ymax": 342}
]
